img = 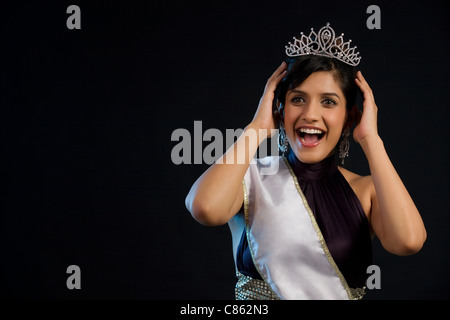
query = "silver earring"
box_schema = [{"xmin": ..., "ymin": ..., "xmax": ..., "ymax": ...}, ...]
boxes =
[
  {"xmin": 339, "ymin": 127, "xmax": 350, "ymax": 165},
  {"xmin": 278, "ymin": 122, "xmax": 289, "ymax": 155}
]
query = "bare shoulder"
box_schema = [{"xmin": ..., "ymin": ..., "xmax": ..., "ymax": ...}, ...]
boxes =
[
  {"xmin": 338, "ymin": 166, "xmax": 375, "ymax": 219},
  {"xmin": 338, "ymin": 167, "xmax": 372, "ymax": 186}
]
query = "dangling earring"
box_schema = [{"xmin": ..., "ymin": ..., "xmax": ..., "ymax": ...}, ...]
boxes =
[
  {"xmin": 278, "ymin": 121, "xmax": 289, "ymax": 155},
  {"xmin": 339, "ymin": 127, "xmax": 350, "ymax": 165}
]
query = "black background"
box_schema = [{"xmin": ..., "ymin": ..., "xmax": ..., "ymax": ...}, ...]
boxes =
[{"xmin": 1, "ymin": 0, "xmax": 449, "ymax": 300}]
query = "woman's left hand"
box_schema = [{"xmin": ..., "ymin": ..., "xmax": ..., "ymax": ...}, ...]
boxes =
[
  {"xmin": 352, "ymin": 72, "xmax": 426, "ymax": 256},
  {"xmin": 353, "ymin": 71, "xmax": 379, "ymax": 145}
]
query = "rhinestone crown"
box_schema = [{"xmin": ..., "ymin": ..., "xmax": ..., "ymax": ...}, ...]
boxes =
[{"xmin": 285, "ymin": 23, "xmax": 361, "ymax": 66}]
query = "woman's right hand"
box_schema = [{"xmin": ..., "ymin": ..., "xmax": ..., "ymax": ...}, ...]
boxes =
[
  {"xmin": 186, "ymin": 62, "xmax": 287, "ymax": 226},
  {"xmin": 250, "ymin": 61, "xmax": 287, "ymax": 138}
]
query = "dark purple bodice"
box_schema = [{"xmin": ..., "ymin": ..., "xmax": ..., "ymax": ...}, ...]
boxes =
[{"xmin": 236, "ymin": 150, "xmax": 372, "ymax": 289}]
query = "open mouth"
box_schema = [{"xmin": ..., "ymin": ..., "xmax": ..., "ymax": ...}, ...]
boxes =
[{"xmin": 296, "ymin": 127, "xmax": 326, "ymax": 147}]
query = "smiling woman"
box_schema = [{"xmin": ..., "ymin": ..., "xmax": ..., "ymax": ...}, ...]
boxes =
[
  {"xmin": 185, "ymin": 23, "xmax": 427, "ymax": 300},
  {"xmin": 276, "ymin": 54, "xmax": 358, "ymax": 163},
  {"xmin": 281, "ymin": 68, "xmax": 354, "ymax": 163}
]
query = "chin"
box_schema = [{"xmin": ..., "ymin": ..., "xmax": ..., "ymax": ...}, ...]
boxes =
[{"xmin": 297, "ymin": 152, "xmax": 326, "ymax": 164}]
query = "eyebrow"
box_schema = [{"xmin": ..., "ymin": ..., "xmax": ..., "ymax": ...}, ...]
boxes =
[{"xmin": 288, "ymin": 89, "xmax": 341, "ymax": 100}]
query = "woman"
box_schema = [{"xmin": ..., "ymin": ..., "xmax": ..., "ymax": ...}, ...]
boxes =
[{"xmin": 185, "ymin": 23, "xmax": 426, "ymax": 300}]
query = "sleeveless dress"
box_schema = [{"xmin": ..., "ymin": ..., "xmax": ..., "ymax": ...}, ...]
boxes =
[{"xmin": 235, "ymin": 150, "xmax": 372, "ymax": 296}]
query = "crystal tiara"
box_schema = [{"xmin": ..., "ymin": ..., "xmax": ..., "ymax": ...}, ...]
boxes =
[{"xmin": 285, "ymin": 23, "xmax": 361, "ymax": 66}]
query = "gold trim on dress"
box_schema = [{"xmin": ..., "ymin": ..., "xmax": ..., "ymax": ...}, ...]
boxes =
[
  {"xmin": 241, "ymin": 179, "xmax": 281, "ymax": 299},
  {"xmin": 240, "ymin": 158, "xmax": 366, "ymax": 300},
  {"xmin": 282, "ymin": 156, "xmax": 365, "ymax": 300}
]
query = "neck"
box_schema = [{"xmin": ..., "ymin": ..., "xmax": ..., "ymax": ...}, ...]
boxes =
[{"xmin": 286, "ymin": 149, "xmax": 338, "ymax": 180}]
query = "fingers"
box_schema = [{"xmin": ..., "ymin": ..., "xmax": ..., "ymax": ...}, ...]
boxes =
[
  {"xmin": 272, "ymin": 61, "xmax": 287, "ymax": 78},
  {"xmin": 355, "ymin": 71, "xmax": 375, "ymax": 102},
  {"xmin": 267, "ymin": 62, "xmax": 287, "ymax": 88},
  {"xmin": 355, "ymin": 71, "xmax": 371, "ymax": 92}
]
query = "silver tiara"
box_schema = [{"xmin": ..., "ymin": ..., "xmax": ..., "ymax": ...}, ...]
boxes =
[{"xmin": 285, "ymin": 23, "xmax": 361, "ymax": 66}]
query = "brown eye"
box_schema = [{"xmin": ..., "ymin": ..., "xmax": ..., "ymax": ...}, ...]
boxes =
[
  {"xmin": 322, "ymin": 98, "xmax": 336, "ymax": 106},
  {"xmin": 291, "ymin": 96, "xmax": 305, "ymax": 104}
]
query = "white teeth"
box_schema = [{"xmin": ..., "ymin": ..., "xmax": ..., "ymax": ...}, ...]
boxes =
[{"xmin": 298, "ymin": 128, "xmax": 323, "ymax": 134}]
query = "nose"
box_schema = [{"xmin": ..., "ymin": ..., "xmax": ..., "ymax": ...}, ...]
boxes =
[{"xmin": 302, "ymin": 102, "xmax": 321, "ymax": 123}]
